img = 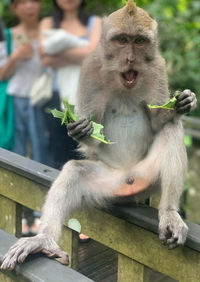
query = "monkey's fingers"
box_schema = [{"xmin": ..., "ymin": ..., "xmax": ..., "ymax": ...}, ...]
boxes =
[
  {"xmin": 69, "ymin": 120, "xmax": 93, "ymax": 139},
  {"xmin": 74, "ymin": 123, "xmax": 93, "ymax": 139},
  {"xmin": 176, "ymin": 104, "xmax": 191, "ymax": 114},
  {"xmin": 176, "ymin": 90, "xmax": 197, "ymax": 113},
  {"xmin": 68, "ymin": 119, "xmax": 89, "ymax": 134},
  {"xmin": 68, "ymin": 118, "xmax": 87, "ymax": 130}
]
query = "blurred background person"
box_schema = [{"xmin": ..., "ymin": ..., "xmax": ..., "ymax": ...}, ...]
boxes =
[
  {"xmin": 0, "ymin": 0, "xmax": 53, "ymax": 235},
  {"xmin": 39, "ymin": 0, "xmax": 101, "ymax": 242},
  {"xmin": 0, "ymin": 16, "xmax": 5, "ymax": 41},
  {"xmin": 0, "ymin": 0, "xmax": 52, "ymax": 166},
  {"xmin": 39, "ymin": 0, "xmax": 101, "ymax": 170},
  {"xmin": 0, "ymin": 17, "xmax": 14, "ymax": 151}
]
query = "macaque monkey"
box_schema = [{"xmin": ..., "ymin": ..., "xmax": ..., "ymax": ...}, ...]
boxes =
[{"xmin": 1, "ymin": 0, "xmax": 197, "ymax": 270}]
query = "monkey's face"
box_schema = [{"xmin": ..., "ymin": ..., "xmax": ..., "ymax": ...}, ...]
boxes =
[
  {"xmin": 114, "ymin": 33, "xmax": 152, "ymax": 89},
  {"xmin": 100, "ymin": 5, "xmax": 158, "ymax": 91},
  {"xmin": 102, "ymin": 31, "xmax": 156, "ymax": 90}
]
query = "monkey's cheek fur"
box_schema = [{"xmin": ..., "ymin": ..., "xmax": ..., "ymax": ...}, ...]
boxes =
[{"xmin": 120, "ymin": 69, "xmax": 138, "ymax": 89}]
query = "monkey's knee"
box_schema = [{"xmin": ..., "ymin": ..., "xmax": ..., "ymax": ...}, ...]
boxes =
[{"xmin": 62, "ymin": 160, "xmax": 83, "ymax": 176}]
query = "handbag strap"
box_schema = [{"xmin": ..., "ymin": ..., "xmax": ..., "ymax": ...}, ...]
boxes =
[{"xmin": 5, "ymin": 28, "xmax": 12, "ymax": 56}]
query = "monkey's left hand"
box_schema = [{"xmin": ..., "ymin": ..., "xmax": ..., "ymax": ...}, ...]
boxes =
[
  {"xmin": 67, "ymin": 118, "xmax": 93, "ymax": 141},
  {"xmin": 159, "ymin": 211, "xmax": 188, "ymax": 249},
  {"xmin": 175, "ymin": 89, "xmax": 197, "ymax": 114}
]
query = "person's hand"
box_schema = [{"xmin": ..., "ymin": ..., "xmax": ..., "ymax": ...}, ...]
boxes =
[
  {"xmin": 41, "ymin": 54, "xmax": 55, "ymax": 67},
  {"xmin": 41, "ymin": 54, "xmax": 69, "ymax": 68},
  {"xmin": 12, "ymin": 42, "xmax": 33, "ymax": 62}
]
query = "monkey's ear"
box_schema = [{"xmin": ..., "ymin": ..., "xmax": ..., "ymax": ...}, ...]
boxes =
[{"xmin": 126, "ymin": 0, "xmax": 137, "ymax": 15}]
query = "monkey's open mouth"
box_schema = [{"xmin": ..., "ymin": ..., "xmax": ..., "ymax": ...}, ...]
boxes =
[{"xmin": 120, "ymin": 70, "xmax": 138, "ymax": 88}]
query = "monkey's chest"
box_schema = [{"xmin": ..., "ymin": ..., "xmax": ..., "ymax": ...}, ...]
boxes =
[{"xmin": 99, "ymin": 104, "xmax": 153, "ymax": 168}]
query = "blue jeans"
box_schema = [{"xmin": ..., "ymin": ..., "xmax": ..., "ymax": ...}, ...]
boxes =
[{"xmin": 12, "ymin": 96, "xmax": 53, "ymax": 166}]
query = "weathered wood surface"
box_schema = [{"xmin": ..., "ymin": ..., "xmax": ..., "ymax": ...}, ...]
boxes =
[
  {"xmin": 79, "ymin": 239, "xmax": 176, "ymax": 282},
  {"xmin": 0, "ymin": 196, "xmax": 21, "ymax": 238},
  {"xmin": 69, "ymin": 207, "xmax": 200, "ymax": 282},
  {"xmin": 78, "ymin": 240, "xmax": 117, "ymax": 282}
]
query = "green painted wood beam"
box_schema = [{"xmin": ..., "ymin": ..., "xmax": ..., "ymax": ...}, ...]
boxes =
[
  {"xmin": 0, "ymin": 167, "xmax": 47, "ymax": 213},
  {"xmin": 68, "ymin": 207, "xmax": 200, "ymax": 282}
]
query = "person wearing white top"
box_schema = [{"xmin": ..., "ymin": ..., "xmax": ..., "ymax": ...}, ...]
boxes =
[
  {"xmin": 39, "ymin": 0, "xmax": 101, "ymax": 169},
  {"xmin": 0, "ymin": 0, "xmax": 52, "ymax": 166}
]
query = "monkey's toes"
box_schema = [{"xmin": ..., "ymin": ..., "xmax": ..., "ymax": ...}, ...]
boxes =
[
  {"xmin": 42, "ymin": 248, "xmax": 69, "ymax": 265},
  {"xmin": 55, "ymin": 249, "xmax": 69, "ymax": 265},
  {"xmin": 159, "ymin": 224, "xmax": 188, "ymax": 249},
  {"xmin": 1, "ymin": 250, "xmax": 19, "ymax": 270}
]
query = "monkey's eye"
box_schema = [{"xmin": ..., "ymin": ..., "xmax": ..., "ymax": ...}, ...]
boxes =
[
  {"xmin": 134, "ymin": 37, "xmax": 148, "ymax": 44},
  {"xmin": 117, "ymin": 35, "xmax": 129, "ymax": 44}
]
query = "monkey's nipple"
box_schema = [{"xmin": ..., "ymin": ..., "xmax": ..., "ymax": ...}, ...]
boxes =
[{"xmin": 126, "ymin": 176, "xmax": 134, "ymax": 185}]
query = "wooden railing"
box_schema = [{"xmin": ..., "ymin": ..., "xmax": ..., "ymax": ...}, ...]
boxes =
[{"xmin": 0, "ymin": 148, "xmax": 200, "ymax": 282}]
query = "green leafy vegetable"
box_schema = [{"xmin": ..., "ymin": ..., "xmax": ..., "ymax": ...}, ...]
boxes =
[
  {"xmin": 51, "ymin": 99, "xmax": 113, "ymax": 145},
  {"xmin": 148, "ymin": 92, "xmax": 180, "ymax": 110}
]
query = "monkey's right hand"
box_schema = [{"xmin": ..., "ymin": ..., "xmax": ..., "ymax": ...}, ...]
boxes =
[
  {"xmin": 67, "ymin": 118, "xmax": 93, "ymax": 140},
  {"xmin": 0, "ymin": 233, "xmax": 69, "ymax": 270}
]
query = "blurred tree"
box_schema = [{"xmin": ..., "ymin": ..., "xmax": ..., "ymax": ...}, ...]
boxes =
[{"xmin": 0, "ymin": 0, "xmax": 199, "ymax": 115}]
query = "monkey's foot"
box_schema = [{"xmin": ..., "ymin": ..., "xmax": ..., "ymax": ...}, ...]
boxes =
[
  {"xmin": 158, "ymin": 211, "xmax": 188, "ymax": 249},
  {"xmin": 0, "ymin": 234, "xmax": 69, "ymax": 270}
]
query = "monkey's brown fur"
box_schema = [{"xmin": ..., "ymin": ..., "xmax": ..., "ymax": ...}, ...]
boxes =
[{"xmin": 1, "ymin": 1, "xmax": 197, "ymax": 270}]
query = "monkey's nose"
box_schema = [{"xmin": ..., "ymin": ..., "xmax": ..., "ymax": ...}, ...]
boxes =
[
  {"xmin": 127, "ymin": 56, "xmax": 135, "ymax": 64},
  {"xmin": 127, "ymin": 59, "xmax": 134, "ymax": 65}
]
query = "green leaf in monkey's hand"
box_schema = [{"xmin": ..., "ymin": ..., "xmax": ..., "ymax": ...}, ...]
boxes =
[
  {"xmin": 51, "ymin": 99, "xmax": 113, "ymax": 145},
  {"xmin": 148, "ymin": 92, "xmax": 180, "ymax": 110},
  {"xmin": 91, "ymin": 121, "xmax": 113, "ymax": 144},
  {"xmin": 51, "ymin": 108, "xmax": 65, "ymax": 119}
]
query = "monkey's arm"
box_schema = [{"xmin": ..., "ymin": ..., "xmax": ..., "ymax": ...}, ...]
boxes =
[{"xmin": 67, "ymin": 51, "xmax": 105, "ymax": 148}]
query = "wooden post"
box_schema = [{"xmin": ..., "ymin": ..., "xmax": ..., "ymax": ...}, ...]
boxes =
[
  {"xmin": 118, "ymin": 254, "xmax": 151, "ymax": 282},
  {"xmin": 0, "ymin": 195, "xmax": 21, "ymax": 238},
  {"xmin": 59, "ymin": 226, "xmax": 79, "ymax": 270}
]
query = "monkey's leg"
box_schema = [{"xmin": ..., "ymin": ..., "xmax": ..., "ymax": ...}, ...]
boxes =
[
  {"xmin": 1, "ymin": 160, "xmax": 123, "ymax": 270},
  {"xmin": 121, "ymin": 121, "xmax": 188, "ymax": 249},
  {"xmin": 156, "ymin": 122, "xmax": 188, "ymax": 249}
]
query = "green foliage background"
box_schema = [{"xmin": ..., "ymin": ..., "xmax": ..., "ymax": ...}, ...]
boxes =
[{"xmin": 0, "ymin": 0, "xmax": 199, "ymax": 116}]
